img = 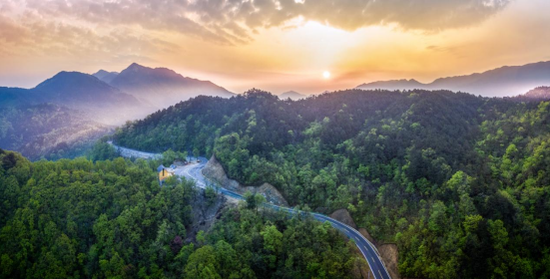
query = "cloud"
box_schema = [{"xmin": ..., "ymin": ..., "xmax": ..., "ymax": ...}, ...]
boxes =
[
  {"xmin": 11, "ymin": 0, "xmax": 509, "ymax": 45},
  {"xmin": 0, "ymin": 12, "xmax": 175, "ymax": 64}
]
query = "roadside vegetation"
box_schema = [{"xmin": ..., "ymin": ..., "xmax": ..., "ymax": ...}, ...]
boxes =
[
  {"xmin": 114, "ymin": 89, "xmax": 550, "ymax": 278},
  {"xmin": 0, "ymin": 149, "xmax": 359, "ymax": 278}
]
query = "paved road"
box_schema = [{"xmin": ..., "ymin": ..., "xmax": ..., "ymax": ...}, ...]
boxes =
[
  {"xmin": 107, "ymin": 141, "xmax": 162, "ymax": 160},
  {"xmin": 109, "ymin": 143, "xmax": 391, "ymax": 279},
  {"xmin": 178, "ymin": 158, "xmax": 392, "ymax": 279}
]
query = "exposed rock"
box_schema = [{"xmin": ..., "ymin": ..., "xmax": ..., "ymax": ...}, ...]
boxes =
[
  {"xmin": 358, "ymin": 227, "xmax": 401, "ymax": 279},
  {"xmin": 330, "ymin": 209, "xmax": 357, "ymax": 229},
  {"xmin": 358, "ymin": 228, "xmax": 376, "ymax": 244},
  {"xmin": 185, "ymin": 187, "xmax": 231, "ymax": 243},
  {"xmin": 202, "ymin": 155, "xmax": 289, "ymax": 206},
  {"xmin": 242, "ymin": 183, "xmax": 288, "ymax": 207},
  {"xmin": 378, "ymin": 243, "xmax": 400, "ymax": 279}
]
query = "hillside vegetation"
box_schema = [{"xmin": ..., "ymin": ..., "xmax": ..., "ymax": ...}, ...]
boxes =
[
  {"xmin": 115, "ymin": 89, "xmax": 550, "ymax": 278},
  {"xmin": 0, "ymin": 149, "xmax": 359, "ymax": 278},
  {"xmin": 0, "ymin": 104, "xmax": 110, "ymax": 160}
]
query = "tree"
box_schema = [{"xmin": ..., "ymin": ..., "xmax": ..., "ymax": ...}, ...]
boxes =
[
  {"xmin": 162, "ymin": 149, "xmax": 177, "ymax": 166},
  {"xmin": 184, "ymin": 246, "xmax": 221, "ymax": 279},
  {"xmin": 244, "ymin": 192, "xmax": 266, "ymax": 210}
]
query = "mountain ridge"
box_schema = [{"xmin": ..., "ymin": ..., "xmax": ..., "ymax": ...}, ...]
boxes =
[
  {"xmin": 92, "ymin": 69, "xmax": 119, "ymax": 83},
  {"xmin": 513, "ymin": 86, "xmax": 550, "ymax": 101},
  {"xmin": 109, "ymin": 63, "xmax": 235, "ymax": 108},
  {"xmin": 357, "ymin": 60, "xmax": 550, "ymax": 96}
]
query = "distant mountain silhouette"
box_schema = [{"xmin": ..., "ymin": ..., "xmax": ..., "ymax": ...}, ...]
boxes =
[
  {"xmin": 0, "ymin": 87, "xmax": 33, "ymax": 107},
  {"xmin": 0, "ymin": 71, "xmax": 152, "ymax": 159},
  {"xmin": 108, "ymin": 63, "xmax": 234, "ymax": 108},
  {"xmin": 279, "ymin": 91, "xmax": 307, "ymax": 100},
  {"xmin": 31, "ymin": 71, "xmax": 147, "ymax": 123},
  {"xmin": 0, "ymin": 64, "xmax": 237, "ymax": 159},
  {"xmin": 32, "ymin": 71, "xmax": 138, "ymax": 106},
  {"xmin": 0, "ymin": 71, "xmax": 149, "ymax": 125},
  {"xmin": 357, "ymin": 61, "xmax": 550, "ymax": 97},
  {"xmin": 93, "ymin": 70, "xmax": 119, "ymax": 84},
  {"xmin": 357, "ymin": 79, "xmax": 425, "ymax": 91}
]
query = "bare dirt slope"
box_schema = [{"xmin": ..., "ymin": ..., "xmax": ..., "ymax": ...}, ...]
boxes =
[
  {"xmin": 330, "ymin": 209, "xmax": 358, "ymax": 229},
  {"xmin": 378, "ymin": 244, "xmax": 400, "ymax": 279}
]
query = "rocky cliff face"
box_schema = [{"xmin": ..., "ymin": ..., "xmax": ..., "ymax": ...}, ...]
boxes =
[
  {"xmin": 186, "ymin": 187, "xmax": 228, "ymax": 243},
  {"xmin": 330, "ymin": 209, "xmax": 358, "ymax": 229},
  {"xmin": 202, "ymin": 155, "xmax": 289, "ymax": 206}
]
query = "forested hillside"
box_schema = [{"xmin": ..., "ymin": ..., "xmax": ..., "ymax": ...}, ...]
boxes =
[
  {"xmin": 115, "ymin": 89, "xmax": 550, "ymax": 278},
  {"xmin": 0, "ymin": 149, "xmax": 360, "ymax": 278},
  {"xmin": 0, "ymin": 104, "xmax": 111, "ymax": 160}
]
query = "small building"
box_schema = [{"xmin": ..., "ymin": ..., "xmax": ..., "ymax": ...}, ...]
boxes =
[
  {"xmin": 158, "ymin": 164, "xmax": 174, "ymax": 185},
  {"xmin": 157, "ymin": 164, "xmax": 166, "ymax": 172}
]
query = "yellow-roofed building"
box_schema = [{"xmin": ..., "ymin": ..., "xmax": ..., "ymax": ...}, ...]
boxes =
[{"xmin": 157, "ymin": 165, "xmax": 174, "ymax": 185}]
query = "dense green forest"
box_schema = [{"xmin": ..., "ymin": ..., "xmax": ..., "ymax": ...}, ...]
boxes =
[
  {"xmin": 114, "ymin": 89, "xmax": 550, "ymax": 278},
  {"xmin": 0, "ymin": 149, "xmax": 359, "ymax": 278}
]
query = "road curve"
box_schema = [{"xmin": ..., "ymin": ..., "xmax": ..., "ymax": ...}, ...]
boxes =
[
  {"xmin": 108, "ymin": 143, "xmax": 391, "ymax": 279},
  {"xmin": 179, "ymin": 158, "xmax": 392, "ymax": 279}
]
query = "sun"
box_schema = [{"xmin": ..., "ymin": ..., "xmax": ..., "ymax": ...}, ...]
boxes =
[{"xmin": 323, "ymin": 71, "xmax": 331, "ymax": 79}]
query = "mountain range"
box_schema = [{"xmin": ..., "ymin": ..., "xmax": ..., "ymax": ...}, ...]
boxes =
[
  {"xmin": 0, "ymin": 71, "xmax": 145, "ymax": 125},
  {"xmin": 2, "ymin": 60, "xmax": 550, "ymax": 160},
  {"xmin": 0, "ymin": 63, "xmax": 235, "ymax": 159},
  {"xmin": 0, "ymin": 63, "xmax": 236, "ymax": 124},
  {"xmin": 95, "ymin": 63, "xmax": 234, "ymax": 108},
  {"xmin": 357, "ymin": 61, "xmax": 550, "ymax": 96}
]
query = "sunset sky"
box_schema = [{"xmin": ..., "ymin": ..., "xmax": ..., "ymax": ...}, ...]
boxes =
[{"xmin": 1, "ymin": 0, "xmax": 549, "ymax": 94}]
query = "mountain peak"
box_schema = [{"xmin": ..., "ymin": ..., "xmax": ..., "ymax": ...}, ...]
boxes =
[
  {"xmin": 119, "ymin": 63, "xmax": 182, "ymax": 79},
  {"xmin": 94, "ymin": 69, "xmax": 109, "ymax": 75},
  {"xmin": 109, "ymin": 63, "xmax": 234, "ymax": 108},
  {"xmin": 27, "ymin": 70, "xmax": 143, "ymax": 123},
  {"xmin": 52, "ymin": 71, "xmax": 82, "ymax": 78},
  {"xmin": 37, "ymin": 71, "xmax": 104, "ymax": 89},
  {"xmin": 126, "ymin": 62, "xmax": 147, "ymax": 71},
  {"xmin": 93, "ymin": 69, "xmax": 118, "ymax": 76},
  {"xmin": 92, "ymin": 70, "xmax": 119, "ymax": 84}
]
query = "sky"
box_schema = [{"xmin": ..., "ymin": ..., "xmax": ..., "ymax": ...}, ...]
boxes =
[{"xmin": 0, "ymin": 0, "xmax": 549, "ymax": 95}]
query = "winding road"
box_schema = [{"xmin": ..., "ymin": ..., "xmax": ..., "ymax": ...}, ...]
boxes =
[
  {"xmin": 179, "ymin": 158, "xmax": 392, "ymax": 279},
  {"xmin": 110, "ymin": 143, "xmax": 391, "ymax": 279}
]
